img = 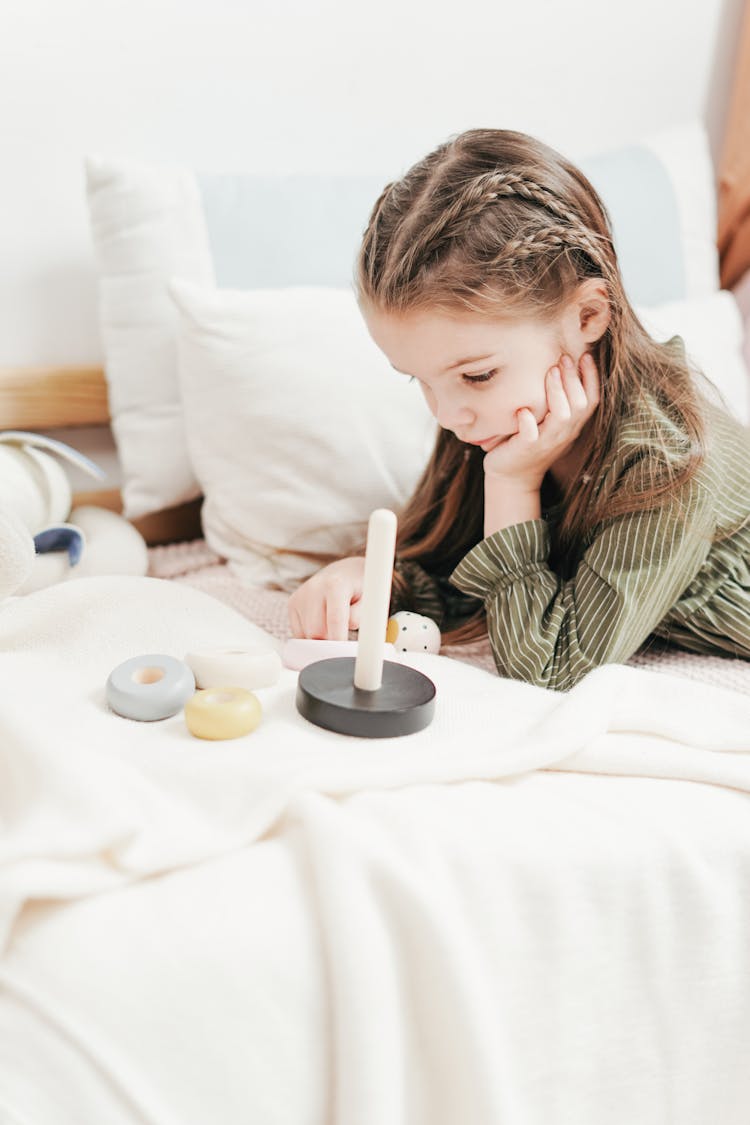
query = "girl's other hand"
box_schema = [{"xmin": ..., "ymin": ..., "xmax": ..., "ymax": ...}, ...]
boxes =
[
  {"xmin": 287, "ymin": 556, "xmax": 367, "ymax": 641},
  {"xmin": 483, "ymin": 351, "xmax": 600, "ymax": 489}
]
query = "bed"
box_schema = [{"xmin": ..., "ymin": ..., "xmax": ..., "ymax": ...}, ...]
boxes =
[{"xmin": 3, "ymin": 32, "xmax": 750, "ymax": 1125}]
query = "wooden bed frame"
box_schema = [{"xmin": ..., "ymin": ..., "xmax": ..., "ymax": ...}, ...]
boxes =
[{"xmin": 0, "ymin": 364, "xmax": 202, "ymax": 546}]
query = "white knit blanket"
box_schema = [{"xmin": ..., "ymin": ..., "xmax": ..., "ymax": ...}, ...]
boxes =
[{"xmin": 2, "ymin": 575, "xmax": 750, "ymax": 1124}]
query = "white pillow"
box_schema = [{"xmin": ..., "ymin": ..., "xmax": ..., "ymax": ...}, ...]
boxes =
[
  {"xmin": 86, "ymin": 124, "xmax": 722, "ymax": 519},
  {"xmin": 168, "ymin": 281, "xmax": 438, "ymax": 588},
  {"xmin": 85, "ymin": 156, "xmax": 215, "ymax": 518},
  {"xmin": 629, "ymin": 120, "xmax": 721, "ymax": 298},
  {"xmin": 636, "ymin": 291, "xmax": 749, "ymax": 426}
]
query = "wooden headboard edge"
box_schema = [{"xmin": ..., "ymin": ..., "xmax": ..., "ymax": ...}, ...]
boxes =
[{"xmin": 0, "ymin": 365, "xmax": 109, "ymax": 429}]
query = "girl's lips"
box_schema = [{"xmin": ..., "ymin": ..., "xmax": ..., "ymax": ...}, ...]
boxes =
[
  {"xmin": 479, "ymin": 435, "xmax": 510, "ymax": 451},
  {"xmin": 463, "ymin": 434, "xmax": 512, "ymax": 450}
]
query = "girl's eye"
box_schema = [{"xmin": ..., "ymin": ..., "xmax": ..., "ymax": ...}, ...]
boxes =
[
  {"xmin": 463, "ymin": 369, "xmax": 497, "ymax": 385},
  {"xmin": 407, "ymin": 369, "xmax": 497, "ymax": 386}
]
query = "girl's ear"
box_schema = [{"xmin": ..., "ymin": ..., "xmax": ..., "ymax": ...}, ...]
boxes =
[{"xmin": 576, "ymin": 279, "xmax": 611, "ymax": 343}]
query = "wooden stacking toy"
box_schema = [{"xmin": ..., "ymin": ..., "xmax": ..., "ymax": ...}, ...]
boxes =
[{"xmin": 295, "ymin": 509, "xmax": 436, "ymax": 737}]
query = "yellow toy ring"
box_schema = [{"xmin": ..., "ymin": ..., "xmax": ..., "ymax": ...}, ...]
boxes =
[{"xmin": 185, "ymin": 687, "xmax": 262, "ymax": 741}]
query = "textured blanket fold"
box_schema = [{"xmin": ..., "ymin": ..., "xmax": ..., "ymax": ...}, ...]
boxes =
[{"xmin": 1, "ymin": 575, "xmax": 750, "ymax": 958}]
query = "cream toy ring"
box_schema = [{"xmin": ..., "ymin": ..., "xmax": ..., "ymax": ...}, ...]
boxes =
[
  {"xmin": 185, "ymin": 687, "xmax": 262, "ymax": 740},
  {"xmin": 185, "ymin": 647, "xmax": 281, "ymax": 691},
  {"xmin": 106, "ymin": 654, "xmax": 196, "ymax": 721}
]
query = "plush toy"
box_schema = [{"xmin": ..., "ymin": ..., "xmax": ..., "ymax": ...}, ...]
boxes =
[
  {"xmin": 0, "ymin": 504, "xmax": 36, "ymax": 600},
  {"xmin": 0, "ymin": 430, "xmax": 149, "ymax": 598},
  {"xmin": 386, "ymin": 610, "xmax": 442, "ymax": 654}
]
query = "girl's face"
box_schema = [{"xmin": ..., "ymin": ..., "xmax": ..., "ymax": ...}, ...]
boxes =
[{"xmin": 363, "ymin": 303, "xmax": 591, "ymax": 452}]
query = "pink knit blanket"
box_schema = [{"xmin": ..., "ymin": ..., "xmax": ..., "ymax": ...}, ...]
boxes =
[{"xmin": 148, "ymin": 539, "xmax": 750, "ymax": 696}]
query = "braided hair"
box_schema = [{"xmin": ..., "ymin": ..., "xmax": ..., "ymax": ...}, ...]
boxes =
[{"xmin": 354, "ymin": 129, "xmax": 709, "ymax": 644}]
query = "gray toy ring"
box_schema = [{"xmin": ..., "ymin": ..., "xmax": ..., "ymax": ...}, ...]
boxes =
[{"xmin": 106, "ymin": 653, "xmax": 196, "ymax": 721}]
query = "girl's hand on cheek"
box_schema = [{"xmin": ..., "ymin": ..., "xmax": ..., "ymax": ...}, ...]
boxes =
[{"xmin": 483, "ymin": 351, "xmax": 600, "ymax": 489}]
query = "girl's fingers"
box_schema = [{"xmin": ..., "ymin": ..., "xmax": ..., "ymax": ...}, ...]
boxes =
[
  {"xmin": 292, "ymin": 603, "xmax": 319, "ymax": 639},
  {"xmin": 560, "ymin": 354, "xmax": 588, "ymax": 411},
  {"xmin": 517, "ymin": 407, "xmax": 539, "ymax": 441},
  {"xmin": 288, "ymin": 603, "xmax": 304, "ymax": 639},
  {"xmin": 579, "ymin": 352, "xmax": 600, "ymax": 406},
  {"xmin": 325, "ymin": 590, "xmax": 352, "ymax": 642},
  {"xmin": 289, "ymin": 559, "xmax": 365, "ymax": 640},
  {"xmin": 291, "ymin": 595, "xmax": 326, "ymax": 639},
  {"xmin": 546, "ymin": 366, "xmax": 572, "ymax": 420}
]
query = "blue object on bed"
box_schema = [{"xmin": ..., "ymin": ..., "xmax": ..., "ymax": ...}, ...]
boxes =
[{"xmin": 33, "ymin": 524, "xmax": 85, "ymax": 566}]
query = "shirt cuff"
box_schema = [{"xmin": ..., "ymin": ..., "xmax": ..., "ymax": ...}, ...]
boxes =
[{"xmin": 449, "ymin": 519, "xmax": 551, "ymax": 598}]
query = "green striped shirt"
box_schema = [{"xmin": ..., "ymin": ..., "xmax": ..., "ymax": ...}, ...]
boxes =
[{"xmin": 392, "ymin": 396, "xmax": 750, "ymax": 691}]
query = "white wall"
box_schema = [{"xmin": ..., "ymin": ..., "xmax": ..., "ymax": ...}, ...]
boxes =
[{"xmin": 0, "ymin": 0, "xmax": 746, "ymax": 368}]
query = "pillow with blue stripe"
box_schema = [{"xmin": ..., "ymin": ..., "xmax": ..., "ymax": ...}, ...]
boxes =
[{"xmin": 85, "ymin": 121, "xmax": 720, "ymax": 520}]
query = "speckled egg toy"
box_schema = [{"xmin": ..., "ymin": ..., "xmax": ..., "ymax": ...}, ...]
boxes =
[{"xmin": 386, "ymin": 610, "xmax": 441, "ymax": 654}]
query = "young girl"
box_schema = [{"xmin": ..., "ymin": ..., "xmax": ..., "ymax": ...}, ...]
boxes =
[{"xmin": 287, "ymin": 128, "xmax": 750, "ymax": 691}]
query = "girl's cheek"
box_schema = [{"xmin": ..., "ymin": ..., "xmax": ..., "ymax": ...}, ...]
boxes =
[
  {"xmin": 421, "ymin": 386, "xmax": 437, "ymax": 413},
  {"xmin": 511, "ymin": 394, "xmax": 547, "ymax": 425}
]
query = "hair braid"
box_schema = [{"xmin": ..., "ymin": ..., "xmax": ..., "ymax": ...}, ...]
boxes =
[
  {"xmin": 413, "ymin": 171, "xmax": 585, "ymax": 255},
  {"xmin": 451, "ymin": 170, "xmax": 584, "ymax": 232},
  {"xmin": 492, "ymin": 220, "xmax": 613, "ymax": 275},
  {"xmin": 383, "ymin": 168, "xmax": 614, "ymax": 295}
]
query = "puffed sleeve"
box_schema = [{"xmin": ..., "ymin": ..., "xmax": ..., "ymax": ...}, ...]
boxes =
[{"xmin": 448, "ymin": 472, "xmax": 716, "ymax": 691}]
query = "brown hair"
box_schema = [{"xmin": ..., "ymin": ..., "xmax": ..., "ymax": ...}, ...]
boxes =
[{"xmin": 277, "ymin": 128, "xmax": 716, "ymax": 645}]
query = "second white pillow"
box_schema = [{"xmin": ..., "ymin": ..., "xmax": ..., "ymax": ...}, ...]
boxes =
[
  {"xmin": 636, "ymin": 290, "xmax": 749, "ymax": 425},
  {"xmin": 169, "ymin": 281, "xmax": 438, "ymax": 589}
]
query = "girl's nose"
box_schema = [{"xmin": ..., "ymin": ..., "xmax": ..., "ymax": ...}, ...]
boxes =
[{"xmin": 430, "ymin": 392, "xmax": 474, "ymax": 431}]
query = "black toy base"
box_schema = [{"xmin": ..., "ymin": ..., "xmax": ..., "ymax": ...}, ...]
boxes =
[{"xmin": 296, "ymin": 657, "xmax": 436, "ymax": 738}]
